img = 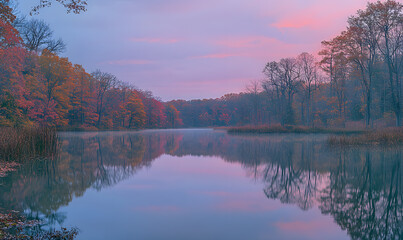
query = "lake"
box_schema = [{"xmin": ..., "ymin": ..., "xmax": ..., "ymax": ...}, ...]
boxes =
[{"xmin": 0, "ymin": 129, "xmax": 402, "ymax": 239}]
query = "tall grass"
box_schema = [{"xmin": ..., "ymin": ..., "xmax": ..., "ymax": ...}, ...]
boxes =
[
  {"xmin": 0, "ymin": 127, "xmax": 59, "ymax": 162},
  {"xmin": 328, "ymin": 128, "xmax": 403, "ymax": 146}
]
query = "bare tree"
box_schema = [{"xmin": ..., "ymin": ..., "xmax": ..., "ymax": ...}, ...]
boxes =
[
  {"xmin": 345, "ymin": 9, "xmax": 381, "ymax": 128},
  {"xmin": 246, "ymin": 80, "xmax": 262, "ymax": 125},
  {"xmin": 263, "ymin": 58, "xmax": 300, "ymax": 125},
  {"xmin": 30, "ymin": 0, "xmax": 87, "ymax": 14},
  {"xmin": 20, "ymin": 19, "xmax": 66, "ymax": 54},
  {"xmin": 297, "ymin": 52, "xmax": 318, "ymax": 126},
  {"xmin": 370, "ymin": 0, "xmax": 403, "ymax": 126},
  {"xmin": 92, "ymin": 70, "xmax": 117, "ymax": 128}
]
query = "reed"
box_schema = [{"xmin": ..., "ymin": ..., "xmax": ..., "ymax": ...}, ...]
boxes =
[
  {"xmin": 328, "ymin": 128, "xmax": 403, "ymax": 146},
  {"xmin": 0, "ymin": 127, "xmax": 59, "ymax": 162}
]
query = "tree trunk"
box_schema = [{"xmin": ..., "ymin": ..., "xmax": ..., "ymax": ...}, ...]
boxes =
[{"xmin": 366, "ymin": 90, "xmax": 371, "ymax": 128}]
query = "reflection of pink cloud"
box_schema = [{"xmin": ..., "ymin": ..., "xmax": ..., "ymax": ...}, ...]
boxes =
[
  {"xmin": 117, "ymin": 184, "xmax": 154, "ymax": 190},
  {"xmin": 134, "ymin": 205, "xmax": 181, "ymax": 213},
  {"xmin": 154, "ymin": 155, "xmax": 248, "ymax": 178},
  {"xmin": 215, "ymin": 199, "xmax": 280, "ymax": 212},
  {"xmin": 106, "ymin": 59, "xmax": 154, "ymax": 65},
  {"xmin": 190, "ymin": 53, "xmax": 238, "ymax": 59},
  {"xmin": 129, "ymin": 38, "xmax": 180, "ymax": 44},
  {"xmin": 195, "ymin": 190, "xmax": 282, "ymax": 213},
  {"xmin": 276, "ymin": 220, "xmax": 333, "ymax": 233},
  {"xmin": 201, "ymin": 191, "xmax": 232, "ymax": 197}
]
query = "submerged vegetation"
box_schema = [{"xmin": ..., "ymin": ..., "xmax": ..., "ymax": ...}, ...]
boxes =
[{"xmin": 0, "ymin": 211, "xmax": 78, "ymax": 240}]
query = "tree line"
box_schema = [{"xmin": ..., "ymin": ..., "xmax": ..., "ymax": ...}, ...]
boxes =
[
  {"xmin": 0, "ymin": 0, "xmax": 183, "ymax": 130},
  {"xmin": 171, "ymin": 0, "xmax": 403, "ymax": 128},
  {"xmin": 1, "ymin": 0, "xmax": 403, "ymax": 129}
]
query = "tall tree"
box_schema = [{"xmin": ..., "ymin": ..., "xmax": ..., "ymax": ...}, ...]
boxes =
[
  {"xmin": 370, "ymin": 0, "xmax": 403, "ymax": 126},
  {"xmin": 345, "ymin": 7, "xmax": 381, "ymax": 127},
  {"xmin": 125, "ymin": 92, "xmax": 146, "ymax": 129},
  {"xmin": 246, "ymin": 80, "xmax": 262, "ymax": 125},
  {"xmin": 166, "ymin": 104, "xmax": 183, "ymax": 128},
  {"xmin": 263, "ymin": 58, "xmax": 300, "ymax": 125},
  {"xmin": 68, "ymin": 64, "xmax": 97, "ymax": 127},
  {"xmin": 20, "ymin": 19, "xmax": 66, "ymax": 54},
  {"xmin": 297, "ymin": 52, "xmax": 318, "ymax": 126},
  {"xmin": 92, "ymin": 70, "xmax": 117, "ymax": 128},
  {"xmin": 33, "ymin": 49, "xmax": 72, "ymax": 126}
]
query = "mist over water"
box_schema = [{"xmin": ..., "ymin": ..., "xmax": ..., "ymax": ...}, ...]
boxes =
[{"xmin": 0, "ymin": 129, "xmax": 402, "ymax": 239}]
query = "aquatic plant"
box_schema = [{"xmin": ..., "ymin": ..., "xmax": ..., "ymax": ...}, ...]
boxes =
[{"xmin": 0, "ymin": 127, "xmax": 59, "ymax": 162}]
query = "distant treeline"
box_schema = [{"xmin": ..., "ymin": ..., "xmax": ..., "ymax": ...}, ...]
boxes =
[
  {"xmin": 1, "ymin": 1, "xmax": 403, "ymax": 130},
  {"xmin": 170, "ymin": 1, "xmax": 403, "ymax": 129},
  {"xmin": 0, "ymin": 1, "xmax": 182, "ymax": 130}
]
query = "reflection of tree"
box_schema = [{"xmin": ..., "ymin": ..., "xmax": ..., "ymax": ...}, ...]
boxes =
[
  {"xmin": 0, "ymin": 130, "xmax": 402, "ymax": 239},
  {"xmin": 261, "ymin": 141, "xmax": 321, "ymax": 210},
  {"xmin": 0, "ymin": 131, "xmax": 182, "ymax": 225},
  {"xmin": 165, "ymin": 131, "xmax": 402, "ymax": 239},
  {"xmin": 320, "ymin": 150, "xmax": 403, "ymax": 240}
]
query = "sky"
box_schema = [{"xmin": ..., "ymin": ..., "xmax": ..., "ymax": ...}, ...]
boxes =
[{"xmin": 17, "ymin": 0, "xmax": 376, "ymax": 101}]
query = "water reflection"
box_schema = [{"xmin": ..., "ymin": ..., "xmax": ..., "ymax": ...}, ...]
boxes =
[{"xmin": 0, "ymin": 129, "xmax": 402, "ymax": 239}]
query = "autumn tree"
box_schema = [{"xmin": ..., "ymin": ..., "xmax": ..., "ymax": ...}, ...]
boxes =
[
  {"xmin": 125, "ymin": 92, "xmax": 146, "ymax": 129},
  {"xmin": 319, "ymin": 37, "xmax": 349, "ymax": 126},
  {"xmin": 31, "ymin": 49, "xmax": 72, "ymax": 126},
  {"xmin": 0, "ymin": 0, "xmax": 30, "ymax": 127},
  {"xmin": 166, "ymin": 104, "xmax": 183, "ymax": 128},
  {"xmin": 0, "ymin": 0, "xmax": 21, "ymax": 48},
  {"xmin": 68, "ymin": 64, "xmax": 97, "ymax": 128}
]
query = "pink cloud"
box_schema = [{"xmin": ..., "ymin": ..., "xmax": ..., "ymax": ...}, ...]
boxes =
[
  {"xmin": 270, "ymin": 0, "xmax": 368, "ymax": 30},
  {"xmin": 214, "ymin": 36, "xmax": 286, "ymax": 48},
  {"xmin": 272, "ymin": 18, "xmax": 317, "ymax": 29},
  {"xmin": 106, "ymin": 59, "xmax": 154, "ymax": 65},
  {"xmin": 212, "ymin": 36, "xmax": 308, "ymax": 60},
  {"xmin": 129, "ymin": 37, "xmax": 180, "ymax": 44},
  {"xmin": 190, "ymin": 53, "xmax": 239, "ymax": 59}
]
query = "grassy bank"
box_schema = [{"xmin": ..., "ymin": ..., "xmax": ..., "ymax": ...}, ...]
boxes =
[
  {"xmin": 0, "ymin": 127, "xmax": 59, "ymax": 162},
  {"xmin": 328, "ymin": 128, "xmax": 403, "ymax": 146},
  {"xmin": 226, "ymin": 125, "xmax": 365, "ymax": 135}
]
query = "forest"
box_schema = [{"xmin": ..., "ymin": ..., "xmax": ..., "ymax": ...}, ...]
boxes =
[
  {"xmin": 0, "ymin": 0, "xmax": 182, "ymax": 130},
  {"xmin": 171, "ymin": 0, "xmax": 403, "ymax": 129},
  {"xmin": 1, "ymin": 0, "xmax": 403, "ymax": 130}
]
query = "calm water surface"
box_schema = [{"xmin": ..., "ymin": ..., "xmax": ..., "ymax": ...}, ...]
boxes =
[{"xmin": 0, "ymin": 129, "xmax": 402, "ymax": 239}]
